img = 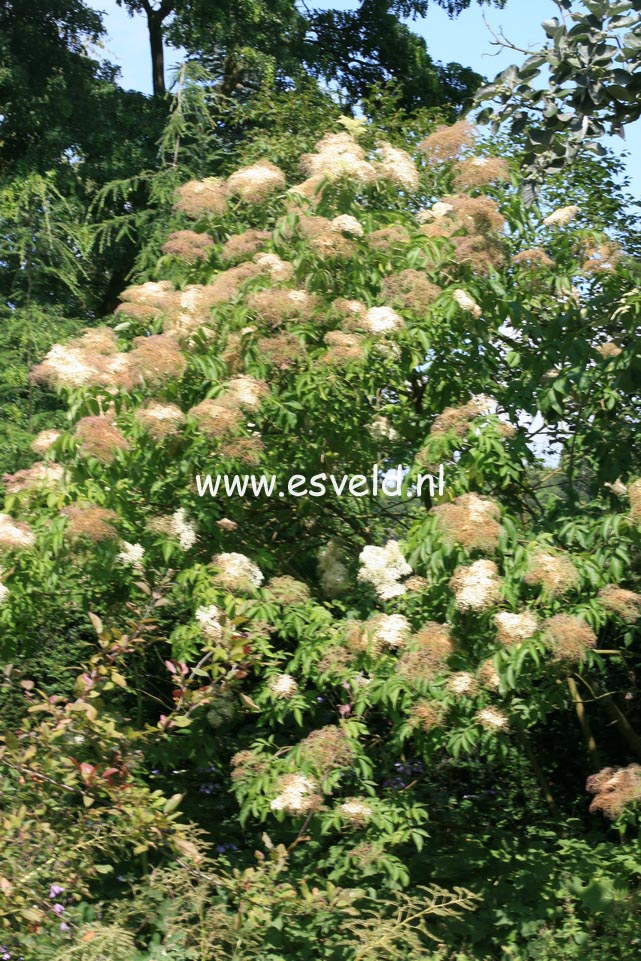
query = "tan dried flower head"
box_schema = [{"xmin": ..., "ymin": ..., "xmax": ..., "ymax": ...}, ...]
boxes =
[
  {"xmin": 413, "ymin": 699, "xmax": 447, "ymax": 732},
  {"xmin": 3, "ymin": 461, "xmax": 65, "ymax": 495},
  {"xmin": 433, "ymin": 493, "xmax": 503, "ymax": 552},
  {"xmin": 452, "ymin": 156, "xmax": 510, "ymax": 190},
  {"xmin": 454, "ymin": 233, "xmax": 506, "ymax": 273},
  {"xmin": 323, "ymin": 330, "xmax": 366, "ymax": 365},
  {"xmin": 494, "ymin": 611, "xmax": 539, "ymax": 647},
  {"xmin": 69, "ymin": 327, "xmax": 119, "ymax": 356},
  {"xmin": 332, "ymin": 297, "xmax": 367, "ymax": 329},
  {"xmin": 544, "ymin": 613, "xmax": 597, "ymax": 663},
  {"xmin": 338, "ymin": 798, "xmax": 374, "ymax": 828},
  {"xmin": 418, "ymin": 121, "xmax": 476, "ymax": 162},
  {"xmin": 524, "ymin": 550, "xmax": 580, "ymax": 595},
  {"xmin": 162, "ymin": 230, "xmax": 214, "ymax": 262},
  {"xmin": 630, "ymin": 479, "xmax": 641, "ymax": 524},
  {"xmin": 188, "ymin": 399, "xmax": 243, "ymax": 437},
  {"xmin": 475, "ymin": 706, "xmax": 509, "ymax": 731},
  {"xmin": 30, "ymin": 344, "xmax": 99, "ymax": 391},
  {"xmin": 413, "ymin": 621, "xmax": 455, "ymax": 657},
  {"xmin": 231, "ymin": 749, "xmax": 269, "ymax": 782},
  {"xmin": 310, "ymin": 229, "xmax": 357, "ymax": 260},
  {"xmin": 448, "ymin": 671, "xmax": 479, "ymax": 697},
  {"xmin": 174, "ymin": 177, "xmax": 227, "ymax": 217},
  {"xmin": 221, "ymin": 229, "xmax": 271, "ymax": 263},
  {"xmin": 218, "ymin": 435, "xmax": 264, "ymax": 465},
  {"xmin": 397, "ymin": 647, "xmax": 448, "ymax": 687},
  {"xmin": 300, "ymin": 132, "xmax": 377, "ymax": 184},
  {"xmin": 220, "ymin": 375, "xmax": 269, "ymax": 411},
  {"xmin": 299, "ymin": 725, "xmax": 355, "ymax": 776},
  {"xmin": 287, "ymin": 174, "xmax": 328, "ymax": 207},
  {"xmin": 478, "ymin": 658, "xmax": 501, "ymax": 690},
  {"xmin": 429, "ymin": 399, "xmax": 484, "ymax": 438},
  {"xmin": 74, "ymin": 415, "xmax": 129, "ymax": 464},
  {"xmin": 598, "ymin": 585, "xmax": 641, "ymax": 622},
  {"xmin": 226, "ymin": 161, "xmax": 286, "ymax": 203},
  {"xmin": 247, "ymin": 287, "xmax": 319, "ymax": 327},
  {"xmin": 450, "ymin": 559, "xmax": 502, "ymax": 612},
  {"xmin": 380, "ymin": 270, "xmax": 441, "ymax": 314},
  {"xmin": 405, "ymin": 575, "xmax": 430, "ymax": 592},
  {"xmin": 420, "ymin": 195, "xmax": 505, "ymax": 239},
  {"xmin": 582, "ymin": 241, "xmax": 620, "ymax": 275},
  {"xmin": 61, "ymin": 504, "xmax": 118, "ymax": 542},
  {"xmin": 595, "ymin": 341, "xmax": 622, "ymax": 359},
  {"xmin": 586, "ymin": 764, "xmax": 641, "ymax": 819},
  {"xmin": 376, "ymin": 141, "xmax": 419, "ymax": 190},
  {"xmin": 119, "ymin": 280, "xmax": 176, "ymax": 310},
  {"xmin": 317, "ymin": 645, "xmax": 354, "ymax": 675},
  {"xmin": 270, "ymin": 773, "xmax": 322, "ymax": 816},
  {"xmin": 367, "ymin": 224, "xmax": 410, "ymax": 251},
  {"xmin": 265, "ymin": 576, "xmax": 311, "ymax": 606},
  {"xmin": 114, "ymin": 301, "xmax": 162, "ymax": 322},
  {"xmin": 512, "ymin": 248, "xmax": 555, "ymax": 269},
  {"xmin": 216, "ymin": 517, "xmax": 237, "ymax": 532},
  {"xmin": 31, "ymin": 429, "xmax": 62, "ymax": 455},
  {"xmin": 135, "ymin": 402, "xmax": 185, "ymax": 440},
  {"xmin": 128, "ymin": 335, "xmax": 187, "ymax": 388},
  {"xmin": 0, "ymin": 513, "xmax": 35, "ymax": 551},
  {"xmin": 257, "ymin": 332, "xmax": 306, "ymax": 370}
]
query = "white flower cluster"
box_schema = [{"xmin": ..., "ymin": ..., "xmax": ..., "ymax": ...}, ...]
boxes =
[
  {"xmin": 475, "ymin": 707, "xmax": 509, "ymax": 731},
  {"xmin": 369, "ymin": 415, "xmax": 399, "ymax": 442},
  {"xmin": 358, "ymin": 540, "xmax": 412, "ymax": 600},
  {"xmin": 0, "ymin": 514, "xmax": 35, "ymax": 551},
  {"xmin": 269, "ymin": 674, "xmax": 298, "ymax": 699},
  {"xmin": 318, "ymin": 541, "xmax": 350, "ymax": 596},
  {"xmin": 452, "ymin": 289, "xmax": 482, "ymax": 319},
  {"xmin": 116, "ymin": 541, "xmax": 145, "ymax": 569},
  {"xmin": 364, "ymin": 306, "xmax": 405, "ymax": 334},
  {"xmin": 543, "ymin": 205, "xmax": 579, "ymax": 227},
  {"xmin": 31, "ymin": 429, "xmax": 62, "ymax": 454},
  {"xmin": 226, "ymin": 375, "xmax": 268, "ymax": 411},
  {"xmin": 254, "ymin": 252, "xmax": 293, "ymax": 281},
  {"xmin": 195, "ymin": 604, "xmax": 224, "ymax": 642},
  {"xmin": 371, "ymin": 613, "xmax": 410, "ymax": 648},
  {"xmin": 270, "ymin": 774, "xmax": 318, "ymax": 815},
  {"xmin": 448, "ymin": 671, "xmax": 478, "ymax": 696},
  {"xmin": 338, "ymin": 798, "xmax": 374, "ymax": 826},
  {"xmin": 418, "ymin": 201, "xmax": 454, "ymax": 222},
  {"xmin": 376, "ymin": 141, "xmax": 419, "ymax": 190},
  {"xmin": 213, "ymin": 552, "xmax": 264, "ymax": 591},
  {"xmin": 331, "ymin": 214, "xmax": 364, "ymax": 237},
  {"xmin": 169, "ymin": 508, "xmax": 197, "ymax": 551},
  {"xmin": 450, "ymin": 559, "xmax": 502, "ymax": 611},
  {"xmin": 493, "ymin": 611, "xmax": 539, "ymax": 645}
]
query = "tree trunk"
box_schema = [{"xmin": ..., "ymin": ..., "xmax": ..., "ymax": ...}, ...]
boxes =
[{"xmin": 148, "ymin": 11, "xmax": 166, "ymax": 97}]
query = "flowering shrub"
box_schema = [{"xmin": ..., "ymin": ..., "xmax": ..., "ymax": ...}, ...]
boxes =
[{"xmin": 1, "ymin": 115, "xmax": 641, "ymax": 958}]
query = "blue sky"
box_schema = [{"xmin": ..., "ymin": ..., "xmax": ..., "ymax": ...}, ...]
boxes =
[{"xmin": 87, "ymin": 0, "xmax": 640, "ymax": 197}]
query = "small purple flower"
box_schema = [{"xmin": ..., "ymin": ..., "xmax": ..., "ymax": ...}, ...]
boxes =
[
  {"xmin": 60, "ymin": 923, "xmax": 70, "ymax": 932},
  {"xmin": 49, "ymin": 884, "xmax": 65, "ymax": 899},
  {"xmin": 52, "ymin": 904, "xmax": 65, "ymax": 916}
]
